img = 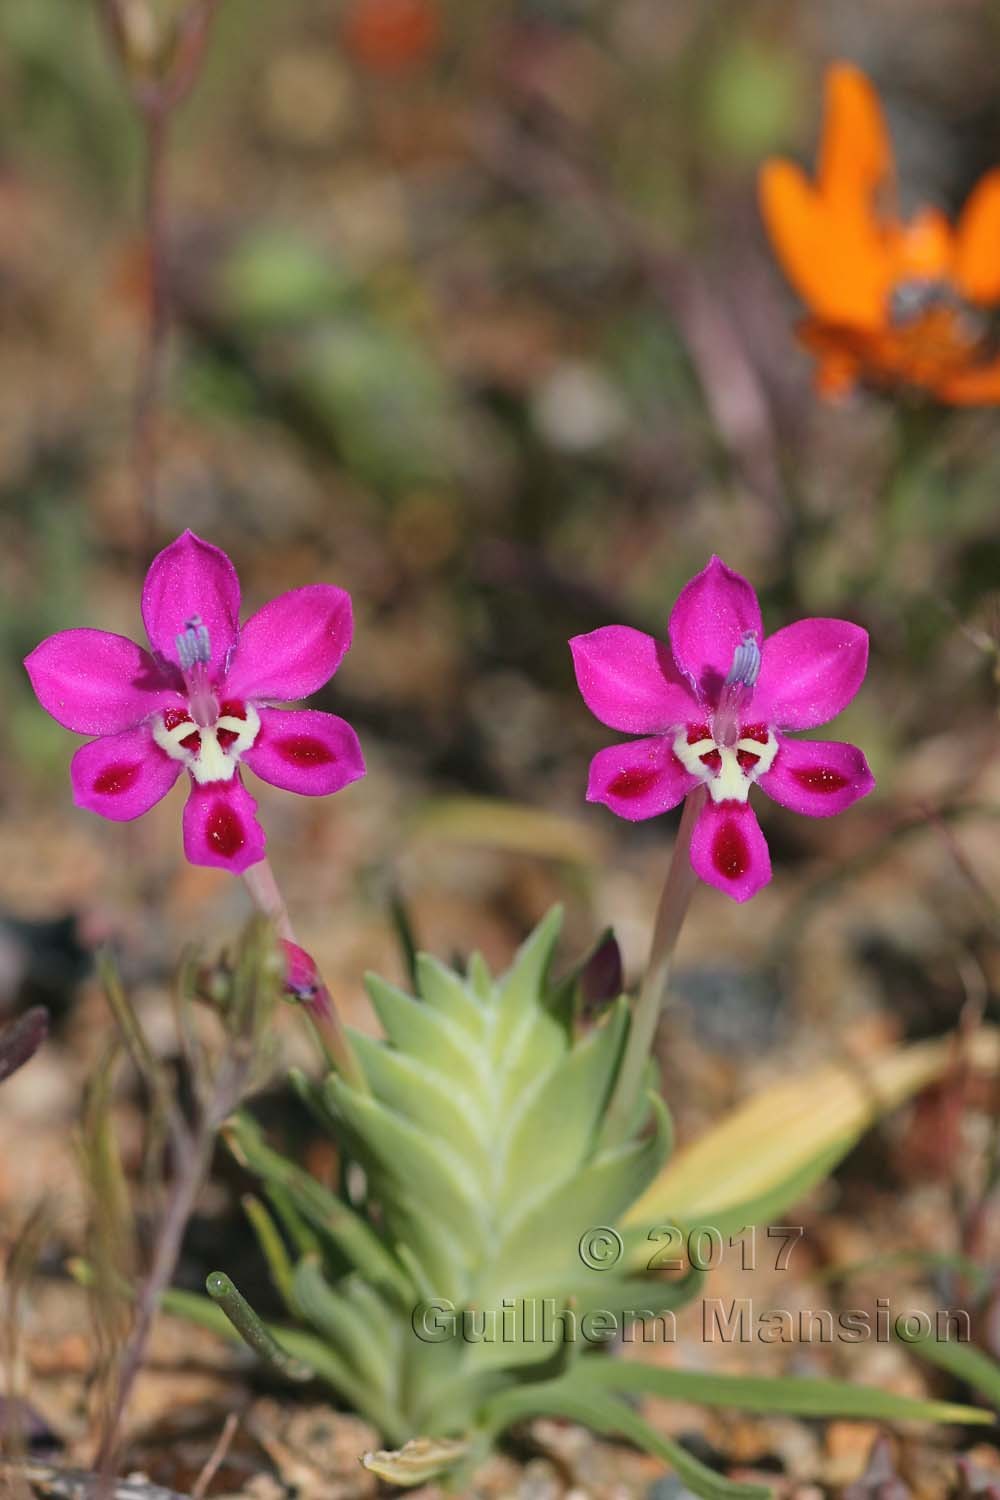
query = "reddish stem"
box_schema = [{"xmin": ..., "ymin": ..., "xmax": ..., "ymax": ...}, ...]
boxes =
[{"xmin": 241, "ymin": 858, "xmax": 368, "ymax": 1093}]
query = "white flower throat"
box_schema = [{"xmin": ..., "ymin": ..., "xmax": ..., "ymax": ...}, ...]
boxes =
[
  {"xmin": 673, "ymin": 631, "xmax": 778, "ymax": 803},
  {"xmin": 151, "ymin": 617, "xmax": 260, "ymax": 785}
]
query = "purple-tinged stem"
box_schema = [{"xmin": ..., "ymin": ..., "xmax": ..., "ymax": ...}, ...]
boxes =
[
  {"xmin": 95, "ymin": 1047, "xmax": 249, "ymax": 1490},
  {"xmin": 601, "ymin": 787, "xmax": 704, "ymax": 1148},
  {"xmin": 242, "ymin": 858, "xmax": 368, "ymax": 1093},
  {"xmin": 97, "ymin": 0, "xmax": 225, "ymax": 552},
  {"xmin": 131, "ymin": 97, "xmax": 169, "ymax": 550}
]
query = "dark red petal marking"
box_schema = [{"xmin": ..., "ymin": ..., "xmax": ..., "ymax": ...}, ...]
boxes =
[
  {"xmin": 206, "ymin": 800, "xmax": 245, "ymax": 858},
  {"xmin": 163, "ymin": 707, "xmax": 193, "ymax": 731},
  {"xmin": 217, "ymin": 728, "xmax": 239, "ymax": 749},
  {"xmin": 687, "ymin": 724, "xmax": 711, "ymax": 743},
  {"xmin": 180, "ymin": 730, "xmax": 202, "ymax": 751},
  {"xmin": 93, "ymin": 763, "xmax": 141, "ymax": 796},
  {"xmin": 608, "ymin": 766, "xmax": 660, "ymax": 799},
  {"xmin": 740, "ymin": 724, "xmax": 769, "ymax": 743},
  {"xmin": 277, "ymin": 735, "xmax": 335, "ymax": 767},
  {"xmin": 737, "ymin": 749, "xmax": 760, "ymax": 771},
  {"xmin": 791, "ymin": 765, "xmax": 850, "ymax": 793},
  {"xmin": 700, "ymin": 749, "xmax": 722, "ymax": 771},
  {"xmin": 219, "ymin": 699, "xmax": 247, "ymax": 720},
  {"xmin": 712, "ymin": 816, "xmax": 750, "ymax": 881}
]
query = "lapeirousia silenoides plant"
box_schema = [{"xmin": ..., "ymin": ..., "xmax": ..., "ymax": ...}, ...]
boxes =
[
  {"xmin": 29, "ymin": 545, "xmax": 989, "ymax": 1494},
  {"xmin": 173, "ymin": 909, "xmax": 988, "ymax": 1495}
]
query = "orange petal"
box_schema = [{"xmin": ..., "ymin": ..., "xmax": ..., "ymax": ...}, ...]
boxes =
[
  {"xmin": 890, "ymin": 207, "xmax": 954, "ymax": 283},
  {"xmin": 818, "ymin": 62, "xmax": 894, "ymax": 211},
  {"xmin": 759, "ymin": 160, "xmax": 889, "ymax": 326},
  {"xmin": 814, "ymin": 354, "xmax": 859, "ymax": 401},
  {"xmin": 954, "ymin": 167, "xmax": 1000, "ymax": 305},
  {"xmin": 936, "ymin": 356, "xmax": 1000, "ymax": 405}
]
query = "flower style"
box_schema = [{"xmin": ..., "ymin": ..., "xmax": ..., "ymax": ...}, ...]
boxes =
[
  {"xmin": 570, "ymin": 557, "xmax": 874, "ymax": 901},
  {"xmin": 24, "ymin": 531, "xmax": 365, "ymax": 874},
  {"xmin": 760, "ymin": 62, "xmax": 1000, "ymax": 403}
]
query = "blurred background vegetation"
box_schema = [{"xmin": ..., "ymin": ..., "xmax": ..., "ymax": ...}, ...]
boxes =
[{"xmin": 0, "ymin": 0, "xmax": 998, "ymax": 1280}]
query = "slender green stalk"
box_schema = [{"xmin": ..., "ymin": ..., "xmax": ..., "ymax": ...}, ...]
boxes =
[
  {"xmin": 601, "ymin": 788, "xmax": 704, "ymax": 1148},
  {"xmin": 206, "ymin": 1273, "xmax": 313, "ymax": 1381}
]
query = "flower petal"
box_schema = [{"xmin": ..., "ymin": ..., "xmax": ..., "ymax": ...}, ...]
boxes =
[
  {"xmin": 758, "ymin": 735, "xmax": 875, "ymax": 819},
  {"xmin": 142, "ymin": 531, "xmax": 241, "ymax": 673},
  {"xmin": 818, "ymin": 64, "xmax": 893, "ymax": 210},
  {"xmin": 936, "ymin": 356, "xmax": 1000, "ymax": 406},
  {"xmin": 689, "ymin": 799, "xmax": 772, "ymax": 903},
  {"xmin": 224, "ymin": 585, "xmax": 353, "ymax": 703},
  {"xmin": 759, "ymin": 160, "xmax": 890, "ymax": 329},
  {"xmin": 668, "ymin": 556, "xmax": 763, "ymax": 704},
  {"xmin": 243, "ymin": 707, "xmax": 365, "ymax": 796},
  {"xmin": 753, "ymin": 618, "xmax": 869, "ymax": 730},
  {"xmin": 954, "ymin": 167, "xmax": 1000, "ymax": 305},
  {"xmin": 569, "ymin": 626, "xmax": 696, "ymax": 734},
  {"xmin": 182, "ymin": 774, "xmax": 266, "ymax": 873},
  {"xmin": 70, "ymin": 726, "xmax": 181, "ymax": 822},
  {"xmin": 24, "ymin": 629, "xmax": 179, "ymax": 735},
  {"xmin": 586, "ymin": 736, "xmax": 698, "ymax": 822}
]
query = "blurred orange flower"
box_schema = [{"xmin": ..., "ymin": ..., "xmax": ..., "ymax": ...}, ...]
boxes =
[
  {"xmin": 342, "ymin": 0, "xmax": 439, "ymax": 75},
  {"xmin": 760, "ymin": 62, "xmax": 1000, "ymax": 404}
]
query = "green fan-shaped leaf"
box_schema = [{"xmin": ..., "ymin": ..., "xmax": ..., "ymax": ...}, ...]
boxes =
[
  {"xmin": 365, "ymin": 974, "xmax": 486, "ymax": 1086},
  {"xmin": 348, "ymin": 1030, "xmax": 490, "ymax": 1183},
  {"xmin": 488, "ymin": 1093, "xmax": 671, "ymax": 1299},
  {"xmin": 499, "ymin": 999, "xmax": 628, "ymax": 1215},
  {"xmin": 325, "ymin": 1081, "xmax": 486, "ymax": 1242},
  {"xmin": 415, "ymin": 953, "xmax": 489, "ymax": 1039}
]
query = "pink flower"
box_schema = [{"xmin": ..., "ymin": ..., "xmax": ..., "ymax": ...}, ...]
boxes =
[
  {"xmin": 25, "ymin": 531, "xmax": 365, "ymax": 874},
  {"xmin": 570, "ymin": 556, "xmax": 874, "ymax": 902}
]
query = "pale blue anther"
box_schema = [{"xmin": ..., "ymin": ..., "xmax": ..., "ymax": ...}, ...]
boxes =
[
  {"xmin": 725, "ymin": 631, "xmax": 761, "ymax": 690},
  {"xmin": 176, "ymin": 616, "xmax": 211, "ymax": 672}
]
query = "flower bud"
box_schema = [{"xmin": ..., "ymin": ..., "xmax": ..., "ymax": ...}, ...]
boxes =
[{"xmin": 280, "ymin": 940, "xmax": 333, "ymax": 1022}]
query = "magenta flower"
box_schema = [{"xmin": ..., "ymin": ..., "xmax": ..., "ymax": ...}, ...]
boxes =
[
  {"xmin": 25, "ymin": 531, "xmax": 364, "ymax": 874},
  {"xmin": 570, "ymin": 556, "xmax": 874, "ymax": 901}
]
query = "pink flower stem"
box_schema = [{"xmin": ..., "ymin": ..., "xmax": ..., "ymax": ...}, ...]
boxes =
[
  {"xmin": 241, "ymin": 858, "xmax": 368, "ymax": 1093},
  {"xmin": 601, "ymin": 786, "xmax": 705, "ymax": 1148}
]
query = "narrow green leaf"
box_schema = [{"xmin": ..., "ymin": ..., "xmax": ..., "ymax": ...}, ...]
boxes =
[
  {"xmin": 164, "ymin": 1287, "xmax": 408, "ymax": 1443},
  {"xmin": 482, "ymin": 1381, "xmax": 769, "ymax": 1500},
  {"xmin": 574, "ymin": 1359, "xmax": 994, "ymax": 1426},
  {"xmin": 905, "ymin": 1330, "xmax": 1000, "ymax": 1410},
  {"xmin": 293, "ymin": 1255, "xmax": 395, "ymax": 1394},
  {"xmin": 225, "ymin": 1114, "xmax": 410, "ymax": 1302},
  {"xmin": 242, "ymin": 1194, "xmax": 298, "ymax": 1314}
]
